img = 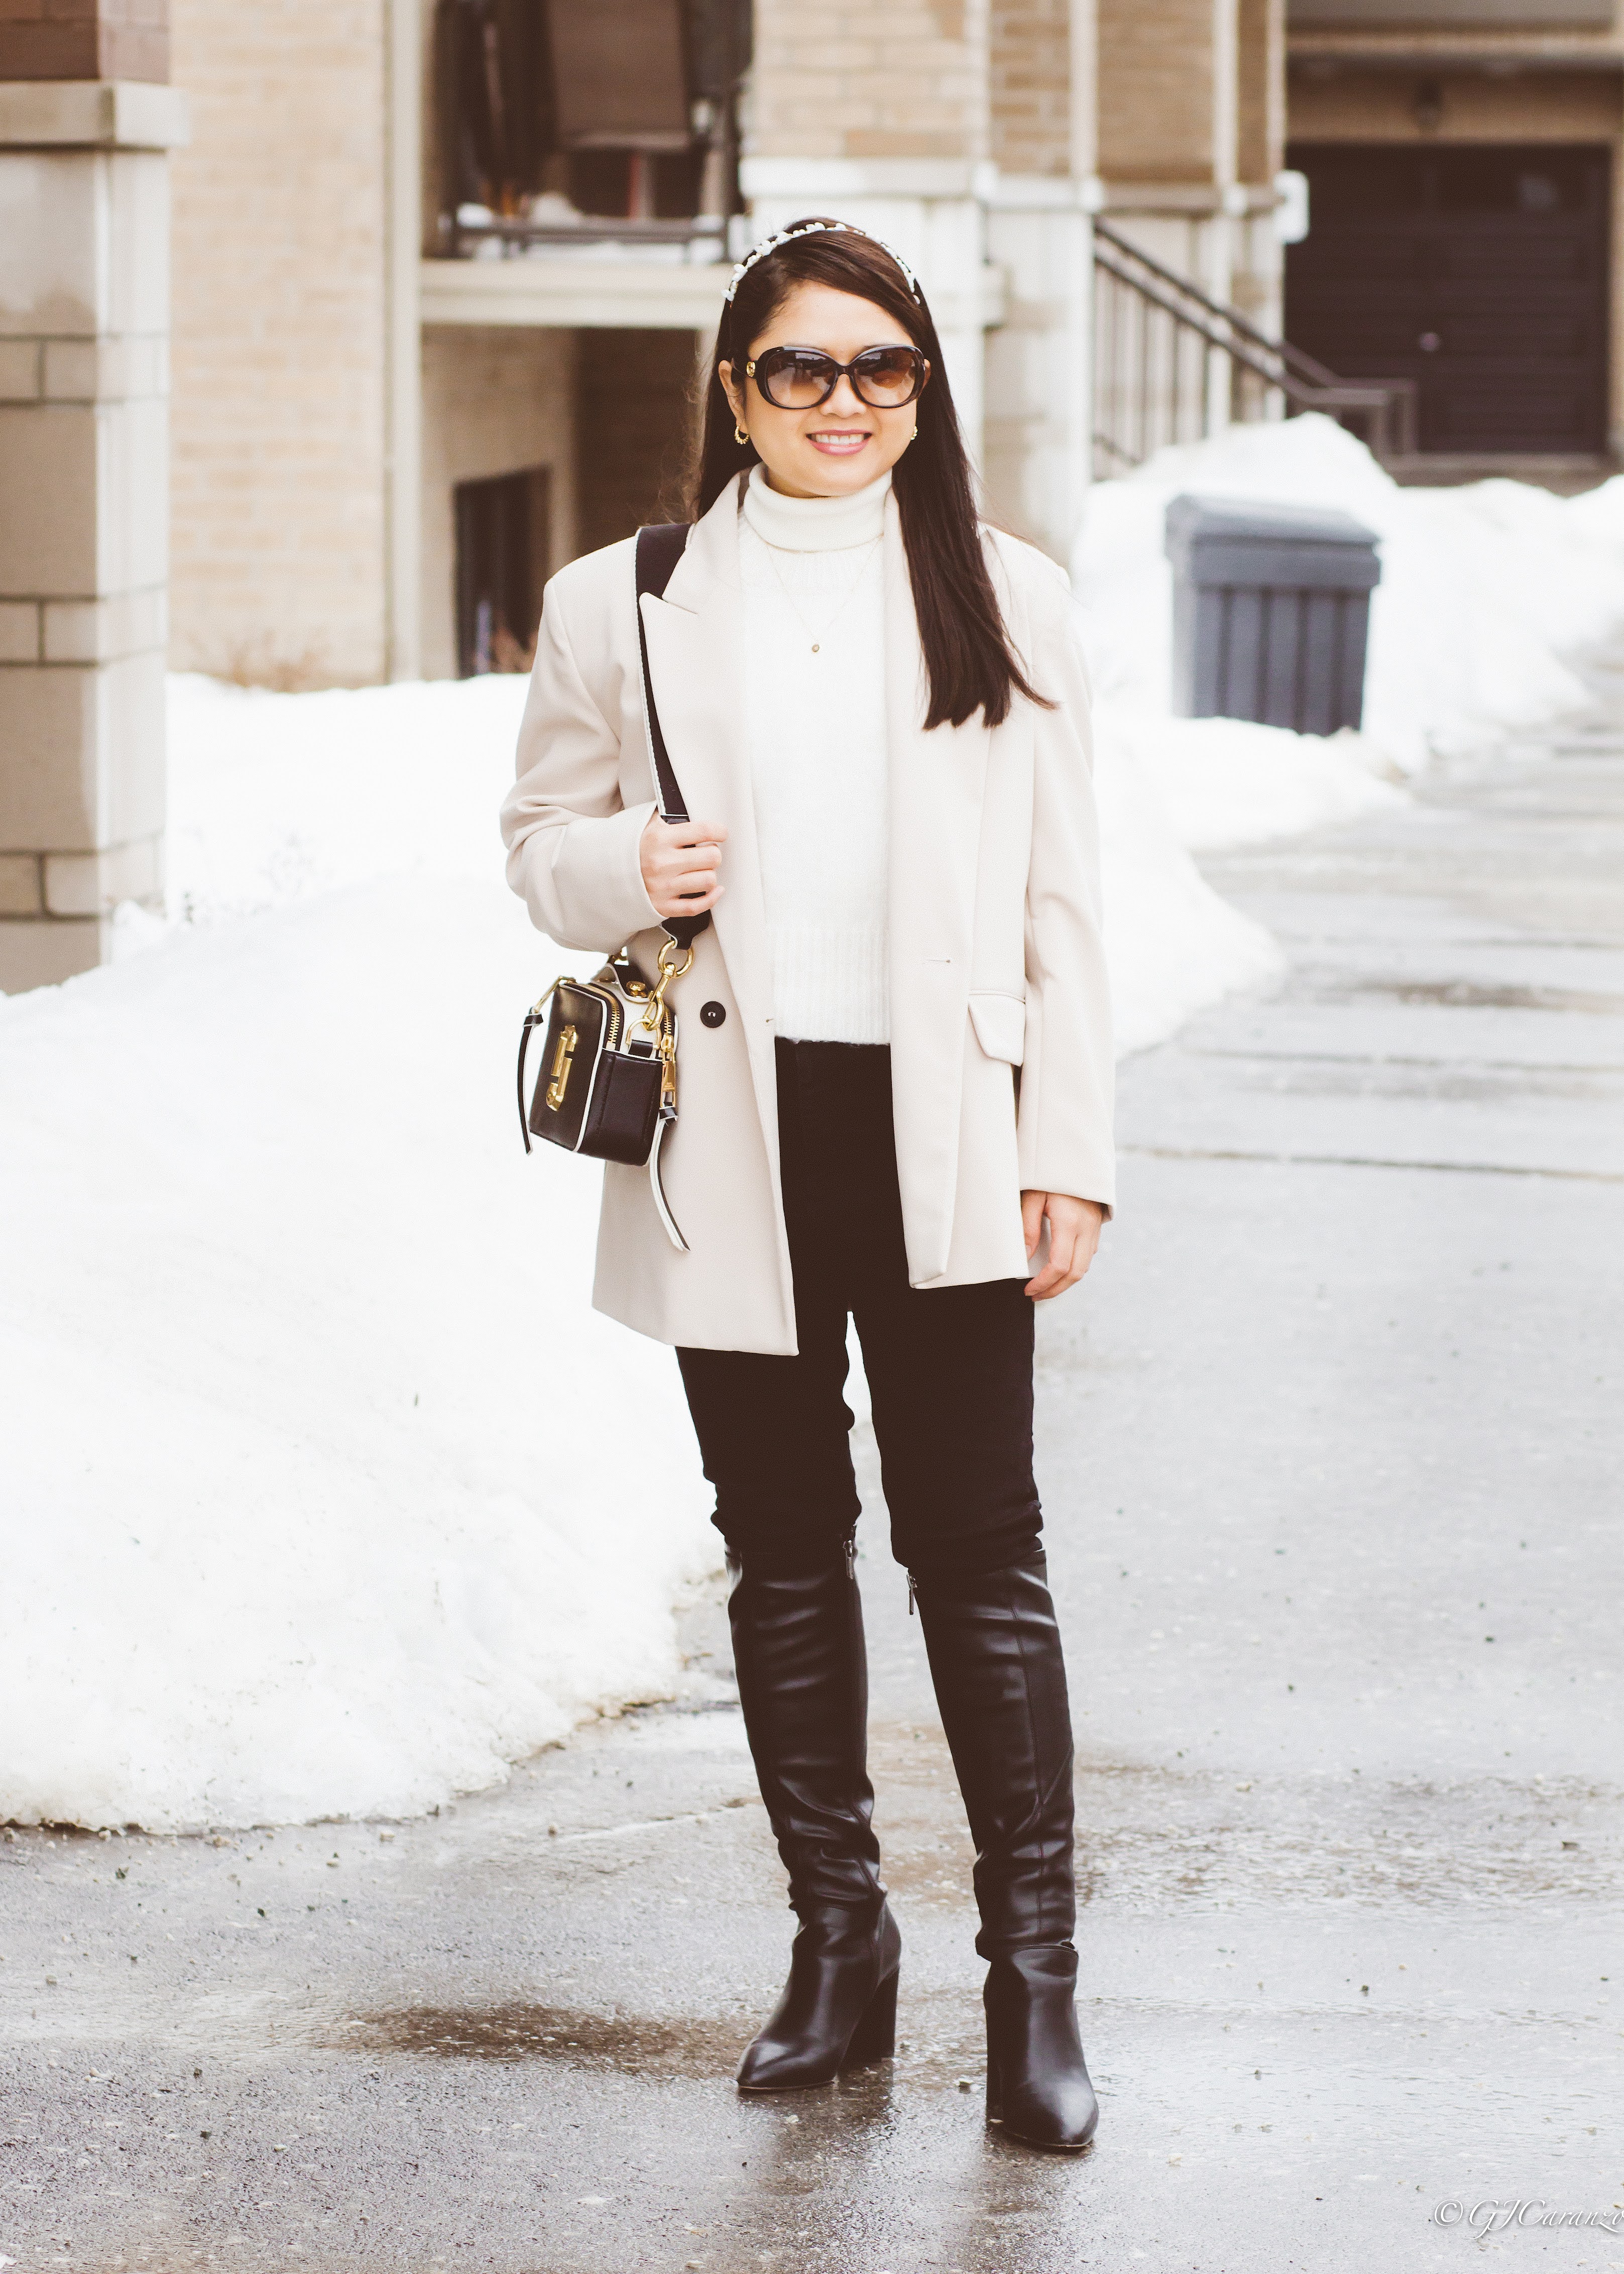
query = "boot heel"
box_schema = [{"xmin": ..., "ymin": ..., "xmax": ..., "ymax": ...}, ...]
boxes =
[
  {"xmin": 841, "ymin": 1966, "xmax": 899, "ymax": 2068},
  {"xmin": 985, "ymin": 2048, "xmax": 1003, "ymax": 2122}
]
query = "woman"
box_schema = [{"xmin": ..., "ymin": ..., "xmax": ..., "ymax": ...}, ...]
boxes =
[{"xmin": 501, "ymin": 218, "xmax": 1114, "ymax": 2152}]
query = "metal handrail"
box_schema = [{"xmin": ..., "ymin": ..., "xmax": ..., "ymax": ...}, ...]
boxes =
[{"xmin": 1092, "ymin": 218, "xmax": 1418, "ymax": 472}]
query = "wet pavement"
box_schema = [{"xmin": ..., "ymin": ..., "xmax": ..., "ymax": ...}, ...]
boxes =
[{"xmin": 4, "ymin": 738, "xmax": 1623, "ymax": 2272}]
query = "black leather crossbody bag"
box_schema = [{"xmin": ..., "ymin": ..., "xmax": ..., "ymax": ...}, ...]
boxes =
[{"xmin": 517, "ymin": 523, "xmax": 710, "ymax": 1250}]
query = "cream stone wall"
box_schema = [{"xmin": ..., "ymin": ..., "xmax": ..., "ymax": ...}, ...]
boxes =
[
  {"xmin": 418, "ymin": 324, "xmax": 576, "ymax": 684},
  {"xmin": 167, "ymin": 0, "xmax": 389, "ymax": 686}
]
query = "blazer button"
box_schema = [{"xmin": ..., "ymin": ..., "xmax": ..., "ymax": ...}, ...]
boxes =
[{"xmin": 700, "ymin": 999, "xmax": 727, "ymax": 1028}]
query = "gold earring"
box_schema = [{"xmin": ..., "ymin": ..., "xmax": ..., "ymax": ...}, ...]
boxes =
[
  {"xmin": 910, "ymin": 426, "xmax": 918, "ymax": 439},
  {"xmin": 734, "ymin": 422, "xmax": 749, "ymax": 446}
]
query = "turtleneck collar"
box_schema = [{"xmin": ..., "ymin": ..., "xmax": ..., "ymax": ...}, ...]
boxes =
[{"xmin": 742, "ymin": 463, "xmax": 891, "ymax": 552}]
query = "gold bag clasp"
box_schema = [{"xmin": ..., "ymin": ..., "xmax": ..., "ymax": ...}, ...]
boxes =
[{"xmin": 546, "ymin": 1022, "xmax": 578, "ymax": 1110}]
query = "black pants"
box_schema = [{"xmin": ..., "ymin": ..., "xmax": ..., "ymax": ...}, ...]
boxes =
[{"xmin": 677, "ymin": 1040, "xmax": 1042, "ymax": 1580}]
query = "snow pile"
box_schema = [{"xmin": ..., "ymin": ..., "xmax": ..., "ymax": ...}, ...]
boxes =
[
  {"xmin": 1100, "ymin": 709, "xmax": 1403, "ymax": 855},
  {"xmin": 1, "ymin": 676, "xmax": 718, "ymax": 1833},
  {"xmin": 1088, "ymin": 729, "xmax": 1281, "ymax": 1054},
  {"xmin": 1077, "ymin": 413, "xmax": 1624, "ymax": 771}
]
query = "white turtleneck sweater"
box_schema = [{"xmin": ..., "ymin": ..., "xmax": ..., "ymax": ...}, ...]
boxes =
[{"xmin": 740, "ymin": 462, "xmax": 890, "ymax": 1046}]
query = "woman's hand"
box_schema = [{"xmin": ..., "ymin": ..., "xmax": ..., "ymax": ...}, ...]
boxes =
[
  {"xmin": 1021, "ymin": 1192, "xmax": 1105, "ymax": 1301},
  {"xmin": 640, "ymin": 812, "xmax": 728, "ymax": 921}
]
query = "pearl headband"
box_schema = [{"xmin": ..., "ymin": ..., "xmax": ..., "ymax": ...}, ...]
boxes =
[{"xmin": 723, "ymin": 219, "xmax": 924, "ymax": 306}]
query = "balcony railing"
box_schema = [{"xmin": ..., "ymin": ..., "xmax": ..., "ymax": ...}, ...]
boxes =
[
  {"xmin": 446, "ymin": 206, "xmax": 729, "ymax": 260},
  {"xmin": 432, "ymin": 0, "xmax": 748, "ymax": 266},
  {"xmin": 1092, "ymin": 218, "xmax": 1419, "ymax": 475}
]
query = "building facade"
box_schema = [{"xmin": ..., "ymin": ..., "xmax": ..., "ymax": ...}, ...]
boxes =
[
  {"xmin": 152, "ymin": 0, "xmax": 1292, "ymax": 698},
  {"xmin": 4, "ymin": 0, "xmax": 1618, "ymax": 987},
  {"xmin": 1284, "ymin": 0, "xmax": 1623, "ymax": 467}
]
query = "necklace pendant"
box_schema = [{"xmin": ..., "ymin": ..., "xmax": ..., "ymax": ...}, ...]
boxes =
[{"xmin": 811, "ymin": 642, "xmax": 820, "ymax": 653}]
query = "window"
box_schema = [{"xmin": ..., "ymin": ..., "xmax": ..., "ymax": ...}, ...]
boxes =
[{"xmin": 454, "ymin": 468, "xmax": 549, "ymax": 677}]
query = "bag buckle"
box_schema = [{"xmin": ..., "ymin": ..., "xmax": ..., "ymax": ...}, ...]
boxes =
[{"xmin": 641, "ymin": 937, "xmax": 693, "ymax": 1110}]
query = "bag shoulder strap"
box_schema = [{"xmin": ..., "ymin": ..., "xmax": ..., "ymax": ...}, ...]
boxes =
[
  {"xmin": 635, "ymin": 522, "xmax": 692, "ymax": 825},
  {"xmin": 634, "ymin": 521, "xmax": 710, "ymax": 948}
]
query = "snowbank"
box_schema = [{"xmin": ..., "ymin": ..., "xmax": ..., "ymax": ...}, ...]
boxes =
[
  {"xmin": 2, "ymin": 678, "xmax": 719, "ymax": 1833},
  {"xmin": 1090, "ymin": 728, "xmax": 1281, "ymax": 1054},
  {"xmin": 1077, "ymin": 413, "xmax": 1624, "ymax": 771}
]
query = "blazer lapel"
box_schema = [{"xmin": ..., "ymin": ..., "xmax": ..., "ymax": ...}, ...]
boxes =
[
  {"xmin": 884, "ymin": 493, "xmax": 991, "ymax": 1284},
  {"xmin": 637, "ymin": 483, "xmax": 782, "ymax": 1155}
]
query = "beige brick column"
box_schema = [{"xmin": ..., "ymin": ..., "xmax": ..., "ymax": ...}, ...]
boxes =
[
  {"xmin": 982, "ymin": 0, "xmax": 1096, "ymax": 558},
  {"xmin": 0, "ymin": 76, "xmax": 184, "ymax": 992}
]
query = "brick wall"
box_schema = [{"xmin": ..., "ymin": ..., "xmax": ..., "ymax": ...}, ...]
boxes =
[
  {"xmin": 573, "ymin": 329, "xmax": 700, "ymax": 559},
  {"xmin": 751, "ymin": 0, "xmax": 988, "ymax": 162},
  {"xmin": 1097, "ymin": 0, "xmax": 1216, "ymax": 182},
  {"xmin": 167, "ymin": 0, "xmax": 388, "ymax": 687},
  {"xmin": 0, "ymin": 0, "xmax": 168, "ymax": 83},
  {"xmin": 991, "ymin": 0, "xmax": 1072, "ymax": 176},
  {"xmin": 1238, "ymin": 0, "xmax": 1284, "ymax": 183}
]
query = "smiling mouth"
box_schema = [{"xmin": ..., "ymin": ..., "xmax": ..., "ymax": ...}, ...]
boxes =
[{"xmin": 807, "ymin": 431, "xmax": 870, "ymax": 451}]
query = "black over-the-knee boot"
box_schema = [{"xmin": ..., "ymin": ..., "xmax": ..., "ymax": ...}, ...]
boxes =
[
  {"xmin": 728, "ymin": 1541, "xmax": 901, "ymax": 2090},
  {"xmin": 911, "ymin": 1550, "xmax": 1098, "ymax": 2150}
]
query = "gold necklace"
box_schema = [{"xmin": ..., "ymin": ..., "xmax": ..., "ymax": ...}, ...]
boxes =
[{"xmin": 761, "ymin": 535, "xmax": 881, "ymax": 654}]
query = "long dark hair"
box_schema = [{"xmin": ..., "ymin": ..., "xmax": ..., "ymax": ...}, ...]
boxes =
[{"xmin": 691, "ymin": 218, "xmax": 1049, "ymax": 732}]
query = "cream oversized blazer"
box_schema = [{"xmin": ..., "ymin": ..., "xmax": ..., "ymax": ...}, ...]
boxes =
[{"xmin": 501, "ymin": 474, "xmax": 1115, "ymax": 1357}]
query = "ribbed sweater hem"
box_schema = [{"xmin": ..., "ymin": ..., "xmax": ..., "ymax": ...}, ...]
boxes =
[{"xmin": 770, "ymin": 922, "xmax": 890, "ymax": 1045}]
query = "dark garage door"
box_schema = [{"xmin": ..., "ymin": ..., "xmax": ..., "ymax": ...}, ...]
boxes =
[{"xmin": 1285, "ymin": 144, "xmax": 1611, "ymax": 456}]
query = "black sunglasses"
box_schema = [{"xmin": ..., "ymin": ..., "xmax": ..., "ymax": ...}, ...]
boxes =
[{"xmin": 745, "ymin": 344, "xmax": 930, "ymax": 412}]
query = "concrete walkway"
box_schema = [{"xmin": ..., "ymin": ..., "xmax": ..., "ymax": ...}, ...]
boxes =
[{"xmin": 4, "ymin": 739, "xmax": 1622, "ymax": 2273}]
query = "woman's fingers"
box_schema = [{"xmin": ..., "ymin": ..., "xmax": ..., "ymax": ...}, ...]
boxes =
[
  {"xmin": 651, "ymin": 864, "xmax": 724, "ymax": 911},
  {"xmin": 659, "ymin": 838, "xmax": 723, "ymax": 869},
  {"xmin": 1047, "ymin": 1211, "xmax": 1079, "ymax": 1281},
  {"xmin": 1021, "ymin": 1193, "xmax": 1104, "ymax": 1300},
  {"xmin": 656, "ymin": 819, "xmax": 728, "ymax": 860},
  {"xmin": 652, "ymin": 880, "xmax": 723, "ymax": 917},
  {"xmin": 667, "ymin": 863, "xmax": 722, "ymax": 895},
  {"xmin": 640, "ymin": 812, "xmax": 727, "ymax": 910}
]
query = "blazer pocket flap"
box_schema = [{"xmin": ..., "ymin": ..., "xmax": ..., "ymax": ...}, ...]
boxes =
[{"xmin": 970, "ymin": 992, "xmax": 1026, "ymax": 1066}]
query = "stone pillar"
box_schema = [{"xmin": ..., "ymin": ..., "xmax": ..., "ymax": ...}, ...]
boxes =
[
  {"xmin": 982, "ymin": 0, "xmax": 1095, "ymax": 559},
  {"xmin": 0, "ymin": 66, "xmax": 185, "ymax": 992}
]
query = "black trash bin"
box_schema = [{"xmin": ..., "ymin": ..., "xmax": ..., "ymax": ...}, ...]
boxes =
[{"xmin": 1165, "ymin": 492, "xmax": 1382, "ymax": 735}]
